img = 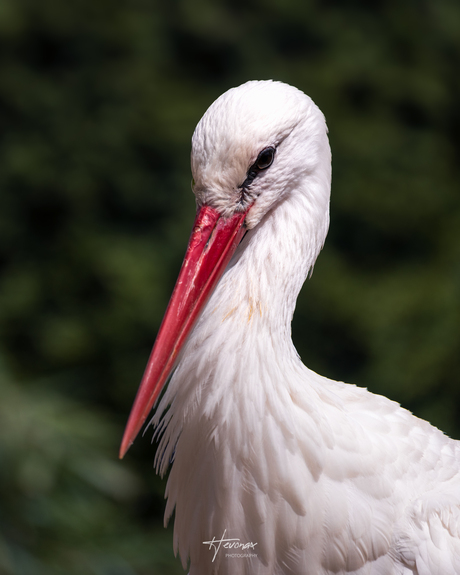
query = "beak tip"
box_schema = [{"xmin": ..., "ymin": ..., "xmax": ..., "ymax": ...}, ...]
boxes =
[
  {"xmin": 119, "ymin": 436, "xmax": 131, "ymax": 459},
  {"xmin": 119, "ymin": 418, "xmax": 141, "ymax": 459}
]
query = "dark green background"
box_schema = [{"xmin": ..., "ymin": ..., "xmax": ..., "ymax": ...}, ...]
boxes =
[{"xmin": 1, "ymin": 0, "xmax": 459, "ymax": 573}]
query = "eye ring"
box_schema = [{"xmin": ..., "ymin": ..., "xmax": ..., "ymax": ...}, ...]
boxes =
[{"xmin": 255, "ymin": 146, "xmax": 275, "ymax": 170}]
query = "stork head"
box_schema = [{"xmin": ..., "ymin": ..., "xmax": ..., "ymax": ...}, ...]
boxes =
[
  {"xmin": 191, "ymin": 80, "xmax": 331, "ymax": 231},
  {"xmin": 120, "ymin": 81, "xmax": 331, "ymax": 458}
]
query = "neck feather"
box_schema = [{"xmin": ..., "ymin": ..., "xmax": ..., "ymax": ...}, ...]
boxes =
[{"xmin": 151, "ymin": 184, "xmax": 329, "ymax": 473}]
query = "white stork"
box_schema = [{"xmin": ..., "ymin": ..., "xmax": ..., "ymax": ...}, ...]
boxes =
[{"xmin": 120, "ymin": 80, "xmax": 460, "ymax": 574}]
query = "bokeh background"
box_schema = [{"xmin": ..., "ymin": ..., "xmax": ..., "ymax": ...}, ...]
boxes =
[{"xmin": 1, "ymin": 0, "xmax": 460, "ymax": 573}]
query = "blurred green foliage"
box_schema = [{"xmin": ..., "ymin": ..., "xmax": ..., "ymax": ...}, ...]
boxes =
[{"xmin": 1, "ymin": 0, "xmax": 459, "ymax": 572}]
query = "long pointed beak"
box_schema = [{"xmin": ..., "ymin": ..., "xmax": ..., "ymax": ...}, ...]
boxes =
[{"xmin": 119, "ymin": 205, "xmax": 250, "ymax": 458}]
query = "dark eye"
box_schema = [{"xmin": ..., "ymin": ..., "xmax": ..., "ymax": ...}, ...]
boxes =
[
  {"xmin": 239, "ymin": 146, "xmax": 276, "ymax": 190},
  {"xmin": 255, "ymin": 147, "xmax": 275, "ymax": 170}
]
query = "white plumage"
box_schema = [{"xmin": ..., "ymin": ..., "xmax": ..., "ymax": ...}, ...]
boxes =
[{"xmin": 121, "ymin": 80, "xmax": 460, "ymax": 574}]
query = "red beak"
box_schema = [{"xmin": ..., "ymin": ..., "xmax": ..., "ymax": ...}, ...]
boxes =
[{"xmin": 119, "ymin": 205, "xmax": 250, "ymax": 458}]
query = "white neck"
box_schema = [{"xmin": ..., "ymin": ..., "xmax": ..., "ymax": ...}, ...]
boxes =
[
  {"xmin": 224, "ymin": 190, "xmax": 328, "ymax": 335},
  {"xmin": 152, "ymin": 175, "xmax": 330, "ymax": 473}
]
